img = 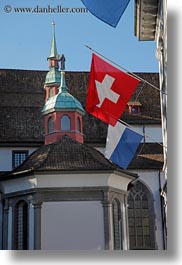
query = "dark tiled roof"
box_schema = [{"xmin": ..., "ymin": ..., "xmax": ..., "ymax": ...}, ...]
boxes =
[
  {"xmin": 122, "ymin": 73, "xmax": 161, "ymax": 124},
  {"xmin": 10, "ymin": 135, "xmax": 117, "ymax": 174},
  {"xmin": 4, "ymin": 138, "xmax": 163, "ymax": 178},
  {"xmin": 0, "ymin": 69, "xmax": 160, "ymax": 144},
  {"xmin": 129, "ymin": 143, "xmax": 164, "ymax": 169}
]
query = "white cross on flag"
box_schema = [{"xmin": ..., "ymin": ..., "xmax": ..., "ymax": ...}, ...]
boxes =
[{"xmin": 86, "ymin": 53, "xmax": 140, "ymax": 126}]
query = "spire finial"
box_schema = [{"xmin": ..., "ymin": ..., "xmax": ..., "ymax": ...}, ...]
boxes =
[
  {"xmin": 48, "ymin": 21, "xmax": 58, "ymax": 59},
  {"xmin": 60, "ymin": 71, "xmax": 67, "ymax": 93}
]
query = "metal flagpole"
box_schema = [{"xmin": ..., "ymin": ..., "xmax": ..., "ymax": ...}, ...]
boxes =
[{"xmin": 85, "ymin": 45, "xmax": 167, "ymax": 96}]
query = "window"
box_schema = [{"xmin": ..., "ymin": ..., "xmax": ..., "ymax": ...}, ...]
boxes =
[
  {"xmin": 127, "ymin": 102, "xmax": 141, "ymax": 114},
  {"xmin": 76, "ymin": 117, "xmax": 81, "ymax": 132},
  {"xmin": 112, "ymin": 199, "xmax": 122, "ymax": 250},
  {"xmin": 12, "ymin": 151, "xmax": 28, "ymax": 169},
  {"xmin": 61, "ymin": 115, "xmax": 71, "ymax": 131},
  {"xmin": 48, "ymin": 117, "xmax": 54, "ymax": 133},
  {"xmin": 127, "ymin": 181, "xmax": 156, "ymax": 249},
  {"xmin": 131, "ymin": 106, "xmax": 139, "ymax": 114},
  {"xmin": 49, "ymin": 87, "xmax": 54, "ymax": 98},
  {"xmin": 14, "ymin": 201, "xmax": 28, "ymax": 250}
]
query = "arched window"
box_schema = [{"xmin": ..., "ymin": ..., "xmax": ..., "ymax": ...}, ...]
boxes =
[
  {"xmin": 61, "ymin": 115, "xmax": 71, "ymax": 131},
  {"xmin": 127, "ymin": 181, "xmax": 156, "ymax": 250},
  {"xmin": 76, "ymin": 117, "xmax": 81, "ymax": 132},
  {"xmin": 112, "ymin": 199, "xmax": 122, "ymax": 250},
  {"xmin": 48, "ymin": 117, "xmax": 54, "ymax": 133},
  {"xmin": 14, "ymin": 200, "xmax": 28, "ymax": 250}
]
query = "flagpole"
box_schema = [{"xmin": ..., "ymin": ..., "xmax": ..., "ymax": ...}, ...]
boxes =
[{"xmin": 85, "ymin": 45, "xmax": 167, "ymax": 96}]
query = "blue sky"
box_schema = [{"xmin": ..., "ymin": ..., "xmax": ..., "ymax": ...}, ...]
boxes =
[{"xmin": 0, "ymin": 0, "xmax": 159, "ymax": 72}]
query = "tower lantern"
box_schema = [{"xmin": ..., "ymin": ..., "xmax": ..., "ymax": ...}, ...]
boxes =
[{"xmin": 42, "ymin": 23, "xmax": 85, "ymax": 145}]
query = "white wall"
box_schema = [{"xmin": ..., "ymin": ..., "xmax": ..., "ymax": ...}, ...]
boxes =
[
  {"xmin": 0, "ymin": 147, "xmax": 36, "ymax": 171},
  {"xmin": 131, "ymin": 125, "xmax": 162, "ymax": 143},
  {"xmin": 144, "ymin": 125, "xmax": 162, "ymax": 143},
  {"xmin": 41, "ymin": 201, "xmax": 105, "ymax": 250}
]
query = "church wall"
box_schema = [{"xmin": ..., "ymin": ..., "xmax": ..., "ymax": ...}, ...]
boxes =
[
  {"xmin": 0, "ymin": 147, "xmax": 36, "ymax": 172},
  {"xmin": 36, "ymin": 172, "xmax": 133, "ymax": 192},
  {"xmin": 41, "ymin": 201, "xmax": 105, "ymax": 250},
  {"xmin": 143, "ymin": 125, "xmax": 162, "ymax": 143},
  {"xmin": 37, "ymin": 173, "xmax": 111, "ymax": 189},
  {"xmin": 122, "ymin": 124, "xmax": 162, "ymax": 143},
  {"xmin": 0, "ymin": 176, "xmax": 37, "ymax": 194},
  {"xmin": 0, "ymin": 171, "xmax": 132, "ymax": 196},
  {"xmin": 129, "ymin": 170, "xmax": 165, "ymax": 250}
]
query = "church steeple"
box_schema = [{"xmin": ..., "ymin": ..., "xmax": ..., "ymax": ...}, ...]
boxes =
[
  {"xmin": 44, "ymin": 22, "xmax": 61, "ymax": 102},
  {"xmin": 48, "ymin": 21, "xmax": 58, "ymax": 60},
  {"xmin": 42, "ymin": 23, "xmax": 85, "ymax": 145}
]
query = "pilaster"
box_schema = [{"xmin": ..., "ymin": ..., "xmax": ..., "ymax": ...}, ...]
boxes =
[
  {"xmin": 32, "ymin": 200, "xmax": 42, "ymax": 250},
  {"xmin": 122, "ymin": 195, "xmax": 130, "ymax": 250},
  {"xmin": 3, "ymin": 199, "xmax": 9, "ymax": 249},
  {"xmin": 102, "ymin": 191, "xmax": 113, "ymax": 250}
]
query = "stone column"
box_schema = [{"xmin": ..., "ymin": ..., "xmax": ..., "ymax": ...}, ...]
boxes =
[
  {"xmin": 102, "ymin": 192, "xmax": 113, "ymax": 250},
  {"xmin": 32, "ymin": 201, "xmax": 42, "ymax": 250},
  {"xmin": 3, "ymin": 199, "xmax": 9, "ymax": 250},
  {"xmin": 27, "ymin": 196, "xmax": 34, "ymax": 250},
  {"xmin": 3, "ymin": 199, "xmax": 13, "ymax": 250},
  {"xmin": 7, "ymin": 205, "xmax": 13, "ymax": 250},
  {"xmin": 122, "ymin": 195, "xmax": 129, "ymax": 250}
]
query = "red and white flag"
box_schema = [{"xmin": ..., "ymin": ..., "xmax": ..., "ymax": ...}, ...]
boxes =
[{"xmin": 86, "ymin": 53, "xmax": 140, "ymax": 126}]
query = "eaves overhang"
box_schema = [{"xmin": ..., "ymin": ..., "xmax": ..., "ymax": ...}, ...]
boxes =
[{"xmin": 134, "ymin": 0, "xmax": 159, "ymax": 41}]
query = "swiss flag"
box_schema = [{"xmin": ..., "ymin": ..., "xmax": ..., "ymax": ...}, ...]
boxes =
[{"xmin": 86, "ymin": 53, "xmax": 140, "ymax": 126}]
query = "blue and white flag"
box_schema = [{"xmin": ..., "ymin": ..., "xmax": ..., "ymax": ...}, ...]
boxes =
[
  {"xmin": 105, "ymin": 121, "xmax": 143, "ymax": 169},
  {"xmin": 81, "ymin": 0, "xmax": 131, "ymax": 28}
]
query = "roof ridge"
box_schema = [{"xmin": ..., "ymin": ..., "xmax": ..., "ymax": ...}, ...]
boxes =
[
  {"xmin": 35, "ymin": 143, "xmax": 54, "ymax": 170},
  {"xmin": 9, "ymin": 145, "xmax": 46, "ymax": 174},
  {"xmin": 83, "ymin": 142, "xmax": 115, "ymax": 168}
]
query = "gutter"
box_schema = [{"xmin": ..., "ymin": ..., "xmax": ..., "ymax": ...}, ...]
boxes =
[{"xmin": 11, "ymin": 168, "xmax": 33, "ymax": 176}]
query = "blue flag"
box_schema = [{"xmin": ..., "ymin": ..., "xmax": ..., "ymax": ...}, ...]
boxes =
[
  {"xmin": 81, "ymin": 0, "xmax": 130, "ymax": 27},
  {"xmin": 105, "ymin": 122, "xmax": 143, "ymax": 169}
]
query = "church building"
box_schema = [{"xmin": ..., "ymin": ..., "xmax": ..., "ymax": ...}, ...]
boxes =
[{"xmin": 0, "ymin": 23, "xmax": 165, "ymax": 250}]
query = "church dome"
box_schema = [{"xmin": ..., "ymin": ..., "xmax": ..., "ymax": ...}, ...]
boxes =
[
  {"xmin": 42, "ymin": 90, "xmax": 85, "ymax": 114},
  {"xmin": 42, "ymin": 71, "xmax": 85, "ymax": 115},
  {"xmin": 55, "ymin": 90, "xmax": 84, "ymax": 111}
]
